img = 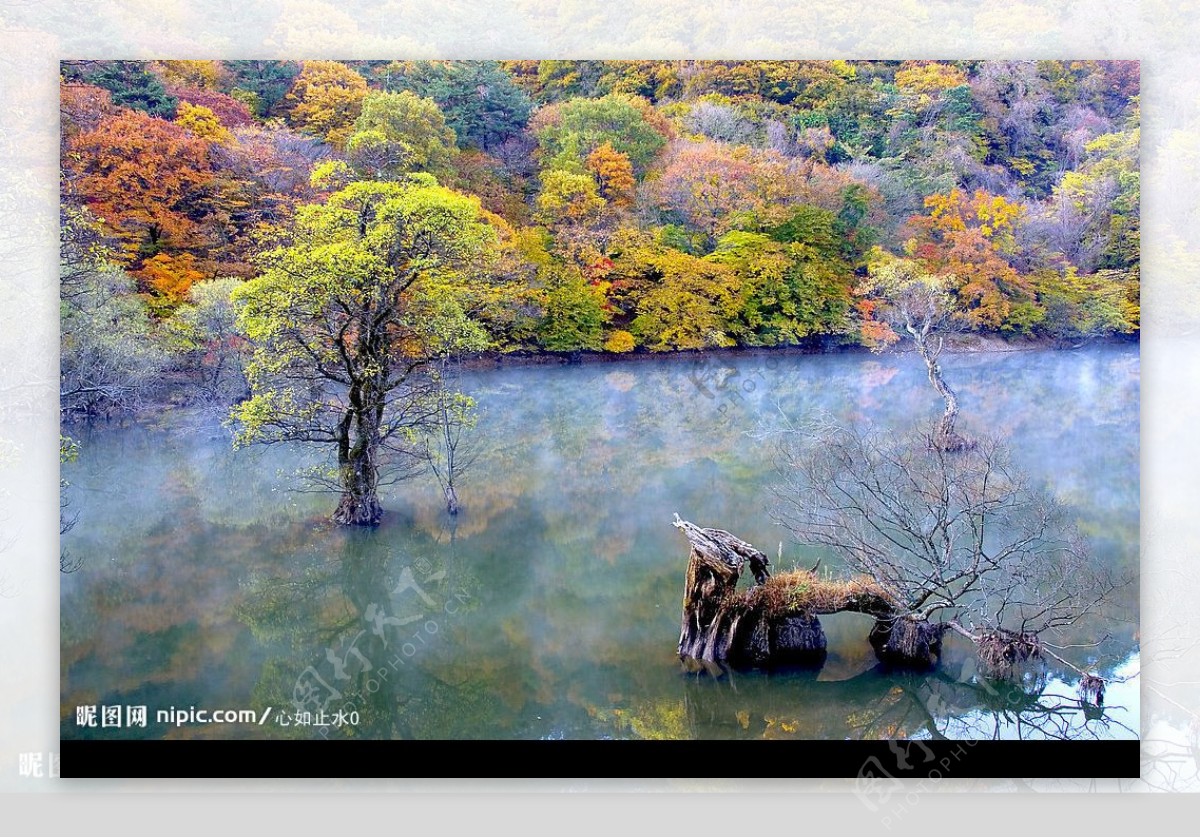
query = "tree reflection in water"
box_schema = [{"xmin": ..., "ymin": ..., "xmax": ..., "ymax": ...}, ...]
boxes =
[
  {"xmin": 61, "ymin": 347, "xmax": 1138, "ymax": 742},
  {"xmin": 680, "ymin": 652, "xmax": 1137, "ymax": 741}
]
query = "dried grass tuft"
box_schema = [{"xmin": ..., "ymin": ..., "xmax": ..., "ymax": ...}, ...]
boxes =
[{"xmin": 747, "ymin": 570, "xmax": 896, "ymax": 618}]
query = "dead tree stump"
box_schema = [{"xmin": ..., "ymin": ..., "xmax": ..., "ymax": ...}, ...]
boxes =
[
  {"xmin": 674, "ymin": 515, "xmax": 826, "ymax": 667},
  {"xmin": 674, "ymin": 516, "xmax": 947, "ymax": 670},
  {"xmin": 675, "ymin": 515, "xmax": 769, "ymax": 662}
]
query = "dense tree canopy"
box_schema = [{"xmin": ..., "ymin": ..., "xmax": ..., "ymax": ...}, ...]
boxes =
[
  {"xmin": 531, "ymin": 92, "xmax": 672, "ymax": 175},
  {"xmin": 64, "ymin": 109, "xmax": 216, "ymax": 263},
  {"xmin": 63, "ymin": 60, "xmax": 177, "ymax": 118},
  {"xmin": 60, "ymin": 59, "xmax": 1140, "ymax": 415},
  {"xmin": 347, "ymin": 90, "xmax": 458, "ymax": 179},
  {"xmin": 379, "ymin": 60, "xmax": 533, "ymax": 151},
  {"xmin": 282, "ymin": 60, "xmax": 369, "ymax": 147},
  {"xmin": 224, "ymin": 60, "xmax": 301, "ymax": 116}
]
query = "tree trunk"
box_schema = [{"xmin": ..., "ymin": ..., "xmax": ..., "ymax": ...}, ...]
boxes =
[
  {"xmin": 729, "ymin": 607, "xmax": 825, "ymax": 667},
  {"xmin": 676, "ymin": 521, "xmax": 748, "ymax": 663},
  {"xmin": 334, "ymin": 458, "xmax": 383, "ymax": 526},
  {"xmin": 764, "ymin": 613, "xmax": 827, "ymax": 666},
  {"xmin": 914, "ymin": 336, "xmax": 967, "ymax": 451},
  {"xmin": 334, "ymin": 404, "xmax": 383, "ymax": 527}
]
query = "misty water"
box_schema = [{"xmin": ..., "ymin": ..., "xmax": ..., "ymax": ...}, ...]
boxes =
[{"xmin": 61, "ymin": 344, "xmax": 1139, "ymax": 741}]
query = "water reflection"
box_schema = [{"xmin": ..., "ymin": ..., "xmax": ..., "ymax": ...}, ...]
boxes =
[
  {"xmin": 679, "ymin": 648, "xmax": 1138, "ymax": 741},
  {"xmin": 61, "ymin": 345, "xmax": 1139, "ymax": 740}
]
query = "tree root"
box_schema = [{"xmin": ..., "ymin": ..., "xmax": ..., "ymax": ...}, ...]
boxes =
[
  {"xmin": 976, "ymin": 629, "xmax": 1042, "ymax": 678},
  {"xmin": 869, "ymin": 616, "xmax": 945, "ymax": 669},
  {"xmin": 1078, "ymin": 674, "xmax": 1106, "ymax": 707}
]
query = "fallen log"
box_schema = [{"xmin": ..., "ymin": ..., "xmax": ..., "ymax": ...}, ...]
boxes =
[
  {"xmin": 674, "ymin": 517, "xmax": 1111, "ymax": 693},
  {"xmin": 674, "ymin": 515, "xmax": 940, "ymax": 669}
]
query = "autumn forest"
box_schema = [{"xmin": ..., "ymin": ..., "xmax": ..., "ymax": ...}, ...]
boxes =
[{"xmin": 61, "ymin": 59, "xmax": 1139, "ymax": 414}]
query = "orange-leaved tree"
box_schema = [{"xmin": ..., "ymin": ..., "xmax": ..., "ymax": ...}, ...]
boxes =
[
  {"xmin": 906, "ymin": 188, "xmax": 1037, "ymax": 331},
  {"xmin": 586, "ymin": 143, "xmax": 636, "ymax": 207},
  {"xmin": 65, "ymin": 109, "xmax": 216, "ymax": 265}
]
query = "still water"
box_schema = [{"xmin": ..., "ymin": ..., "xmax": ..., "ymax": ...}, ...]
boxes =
[{"xmin": 62, "ymin": 345, "xmax": 1139, "ymax": 740}]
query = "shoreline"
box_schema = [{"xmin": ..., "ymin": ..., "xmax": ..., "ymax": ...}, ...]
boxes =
[
  {"xmin": 60, "ymin": 332, "xmax": 1139, "ymax": 427},
  {"xmin": 456, "ymin": 332, "xmax": 1140, "ymax": 371}
]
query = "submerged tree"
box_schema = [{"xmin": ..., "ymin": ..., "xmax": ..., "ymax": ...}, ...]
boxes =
[
  {"xmin": 673, "ymin": 419, "xmax": 1123, "ymax": 687},
  {"xmin": 230, "ymin": 177, "xmax": 496, "ymax": 526},
  {"xmin": 857, "ymin": 251, "xmax": 968, "ymax": 450},
  {"xmin": 773, "ymin": 421, "xmax": 1122, "ymax": 672},
  {"xmin": 425, "ymin": 360, "xmax": 479, "ymax": 517},
  {"xmin": 420, "ymin": 299, "xmax": 489, "ymax": 517}
]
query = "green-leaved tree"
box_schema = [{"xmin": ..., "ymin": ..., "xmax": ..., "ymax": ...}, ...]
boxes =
[
  {"xmin": 347, "ymin": 91, "xmax": 458, "ymax": 180},
  {"xmin": 230, "ymin": 177, "xmax": 496, "ymax": 526}
]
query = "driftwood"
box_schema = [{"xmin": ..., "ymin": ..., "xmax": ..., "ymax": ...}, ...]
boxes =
[{"xmin": 673, "ymin": 515, "xmax": 897, "ymax": 668}]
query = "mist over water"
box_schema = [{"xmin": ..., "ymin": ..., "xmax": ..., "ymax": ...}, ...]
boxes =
[{"xmin": 61, "ymin": 344, "xmax": 1139, "ymax": 741}]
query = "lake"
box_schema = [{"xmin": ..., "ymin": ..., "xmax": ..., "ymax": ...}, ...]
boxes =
[{"xmin": 61, "ymin": 344, "xmax": 1139, "ymax": 741}]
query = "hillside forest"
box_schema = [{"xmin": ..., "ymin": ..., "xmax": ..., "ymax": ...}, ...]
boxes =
[{"xmin": 60, "ymin": 59, "xmax": 1139, "ymax": 420}]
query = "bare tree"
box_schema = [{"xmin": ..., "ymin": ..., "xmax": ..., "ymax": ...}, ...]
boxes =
[
  {"xmin": 424, "ymin": 357, "xmax": 480, "ymax": 516},
  {"xmin": 773, "ymin": 420, "xmax": 1124, "ymax": 673}
]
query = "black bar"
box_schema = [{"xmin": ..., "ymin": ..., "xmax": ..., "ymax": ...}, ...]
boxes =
[{"xmin": 61, "ymin": 739, "xmax": 1140, "ymax": 779}]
